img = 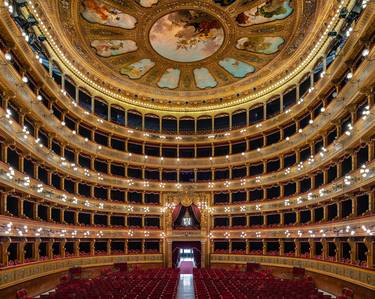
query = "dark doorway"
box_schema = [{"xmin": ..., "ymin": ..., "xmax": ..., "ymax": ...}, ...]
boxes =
[{"xmin": 172, "ymin": 241, "xmax": 201, "ymax": 269}]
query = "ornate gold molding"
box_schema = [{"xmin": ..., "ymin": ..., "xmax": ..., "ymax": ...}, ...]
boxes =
[
  {"xmin": 0, "ymin": 254, "xmax": 163, "ymax": 289},
  {"xmin": 210, "ymin": 254, "xmax": 375, "ymax": 290}
]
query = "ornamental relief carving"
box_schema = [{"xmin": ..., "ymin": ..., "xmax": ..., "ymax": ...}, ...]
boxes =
[{"xmin": 163, "ymin": 191, "xmax": 210, "ymax": 231}]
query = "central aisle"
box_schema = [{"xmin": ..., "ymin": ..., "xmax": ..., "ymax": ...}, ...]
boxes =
[
  {"xmin": 179, "ymin": 261, "xmax": 194, "ymax": 274},
  {"xmin": 177, "ymin": 274, "xmax": 194, "ymax": 299}
]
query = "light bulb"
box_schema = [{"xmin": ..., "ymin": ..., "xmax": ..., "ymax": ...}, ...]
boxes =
[{"xmin": 5, "ymin": 52, "xmax": 12, "ymax": 61}]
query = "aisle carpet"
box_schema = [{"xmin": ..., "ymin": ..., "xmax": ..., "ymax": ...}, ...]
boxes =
[{"xmin": 179, "ymin": 261, "xmax": 194, "ymax": 274}]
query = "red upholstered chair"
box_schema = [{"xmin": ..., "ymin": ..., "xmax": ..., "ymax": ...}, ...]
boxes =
[
  {"xmin": 114, "ymin": 262, "xmax": 128, "ymax": 272},
  {"xmin": 16, "ymin": 289, "xmax": 32, "ymax": 299},
  {"xmin": 69, "ymin": 267, "xmax": 82, "ymax": 280},
  {"xmin": 342, "ymin": 287, "xmax": 354, "ymax": 298},
  {"xmin": 292, "ymin": 267, "xmax": 305, "ymax": 276},
  {"xmin": 246, "ymin": 262, "xmax": 260, "ymax": 272}
]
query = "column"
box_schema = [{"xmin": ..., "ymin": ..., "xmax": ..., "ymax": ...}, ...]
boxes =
[
  {"xmin": 262, "ymin": 239, "xmax": 267, "ymax": 255},
  {"xmin": 323, "ymin": 169, "xmax": 328, "ymax": 185},
  {"xmin": 280, "ymin": 213, "xmax": 285, "ymax": 226},
  {"xmin": 74, "ymin": 240, "xmax": 80, "ymax": 257},
  {"xmin": 0, "ymin": 239, "xmax": 10, "ymax": 266},
  {"xmin": 18, "ymin": 198, "xmax": 24, "ymax": 217},
  {"xmin": 34, "ymin": 239, "xmax": 41, "ymax": 261},
  {"xmin": 107, "ymin": 239, "xmax": 112, "ymax": 255},
  {"xmin": 90, "ymin": 240, "xmax": 95, "ymax": 256},
  {"xmin": 364, "ymin": 238, "xmax": 373, "ymax": 268},
  {"xmin": 321, "ymin": 239, "xmax": 328, "ymax": 260},
  {"xmin": 74, "ymin": 211, "xmax": 79, "ymax": 225},
  {"xmin": 296, "ymin": 210, "xmax": 301, "ymax": 224},
  {"xmin": 369, "ymin": 191, "xmax": 375, "ymax": 214},
  {"xmin": 201, "ymin": 239, "xmax": 207, "ymax": 268},
  {"xmin": 60, "ymin": 239, "xmax": 66, "ymax": 258},
  {"xmin": 348, "ymin": 239, "xmax": 357, "ymax": 264},
  {"xmin": 33, "ymin": 202, "xmax": 38, "ymax": 220},
  {"xmin": 0, "ymin": 193, "xmax": 7, "ymax": 215},
  {"xmin": 368, "ymin": 141, "xmax": 374, "ymax": 161},
  {"xmin": 60, "ymin": 208, "xmax": 65, "ymax": 224},
  {"xmin": 279, "ymin": 239, "xmax": 285, "ymax": 256},
  {"xmin": 47, "ymin": 240, "xmax": 53, "ymax": 259},
  {"xmin": 18, "ymin": 239, "xmax": 25, "ymax": 264},
  {"xmin": 309, "ymin": 239, "xmax": 315, "ymax": 259},
  {"xmin": 352, "ymin": 197, "xmax": 357, "ymax": 217},
  {"xmin": 351, "ymin": 152, "xmax": 358, "ymax": 170},
  {"xmin": 310, "ymin": 209, "xmax": 315, "ymax": 224},
  {"xmin": 334, "ymin": 239, "xmax": 341, "ymax": 262},
  {"xmin": 294, "ymin": 239, "xmax": 300, "ymax": 257},
  {"xmin": 47, "ymin": 206, "xmax": 52, "ymax": 222},
  {"xmin": 337, "ymin": 202, "xmax": 343, "ymax": 219}
]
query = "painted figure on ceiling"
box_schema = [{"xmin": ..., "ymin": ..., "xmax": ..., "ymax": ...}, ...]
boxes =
[
  {"xmin": 236, "ymin": 36, "xmax": 284, "ymax": 54},
  {"xmin": 91, "ymin": 40, "xmax": 137, "ymax": 57},
  {"xmin": 236, "ymin": 0, "xmax": 293, "ymax": 26},
  {"xmin": 81, "ymin": 0, "xmax": 137, "ymax": 29}
]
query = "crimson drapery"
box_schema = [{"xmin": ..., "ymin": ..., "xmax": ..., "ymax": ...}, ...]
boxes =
[
  {"xmin": 172, "ymin": 204, "xmax": 182, "ymax": 223},
  {"xmin": 191, "ymin": 204, "xmax": 201, "ymax": 221}
]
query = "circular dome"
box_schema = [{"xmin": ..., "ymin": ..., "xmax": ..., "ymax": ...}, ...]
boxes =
[
  {"xmin": 44, "ymin": 0, "xmax": 325, "ymax": 110},
  {"xmin": 149, "ymin": 10, "xmax": 225, "ymax": 63}
]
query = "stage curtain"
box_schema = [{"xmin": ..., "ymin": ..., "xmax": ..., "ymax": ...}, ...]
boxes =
[
  {"xmin": 191, "ymin": 204, "xmax": 201, "ymax": 222},
  {"xmin": 172, "ymin": 204, "xmax": 182, "ymax": 223}
]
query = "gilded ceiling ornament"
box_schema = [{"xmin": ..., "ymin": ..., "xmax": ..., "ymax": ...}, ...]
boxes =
[{"xmin": 49, "ymin": 0, "xmax": 323, "ymax": 106}]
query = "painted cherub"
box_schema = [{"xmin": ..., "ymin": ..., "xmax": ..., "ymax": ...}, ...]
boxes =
[{"xmin": 255, "ymin": 0, "xmax": 289, "ymax": 18}]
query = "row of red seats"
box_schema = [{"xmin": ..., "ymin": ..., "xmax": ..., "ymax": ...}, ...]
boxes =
[
  {"xmin": 34, "ymin": 268, "xmax": 180, "ymax": 299},
  {"xmin": 193, "ymin": 268, "xmax": 334, "ymax": 299}
]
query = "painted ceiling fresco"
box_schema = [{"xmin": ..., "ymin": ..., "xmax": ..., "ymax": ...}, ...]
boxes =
[
  {"xmin": 81, "ymin": 0, "xmax": 137, "ymax": 29},
  {"xmin": 56, "ymin": 0, "xmax": 316, "ymax": 98},
  {"xmin": 149, "ymin": 10, "xmax": 224, "ymax": 63}
]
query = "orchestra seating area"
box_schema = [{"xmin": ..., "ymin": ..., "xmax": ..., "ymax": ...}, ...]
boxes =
[
  {"xmin": 33, "ymin": 268, "xmax": 180, "ymax": 299},
  {"xmin": 193, "ymin": 268, "xmax": 334, "ymax": 299},
  {"xmin": 0, "ymin": 0, "xmax": 374, "ymax": 298}
]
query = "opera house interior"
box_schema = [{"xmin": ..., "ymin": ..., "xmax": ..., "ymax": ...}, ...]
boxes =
[{"xmin": 0, "ymin": 0, "xmax": 374, "ymax": 298}]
